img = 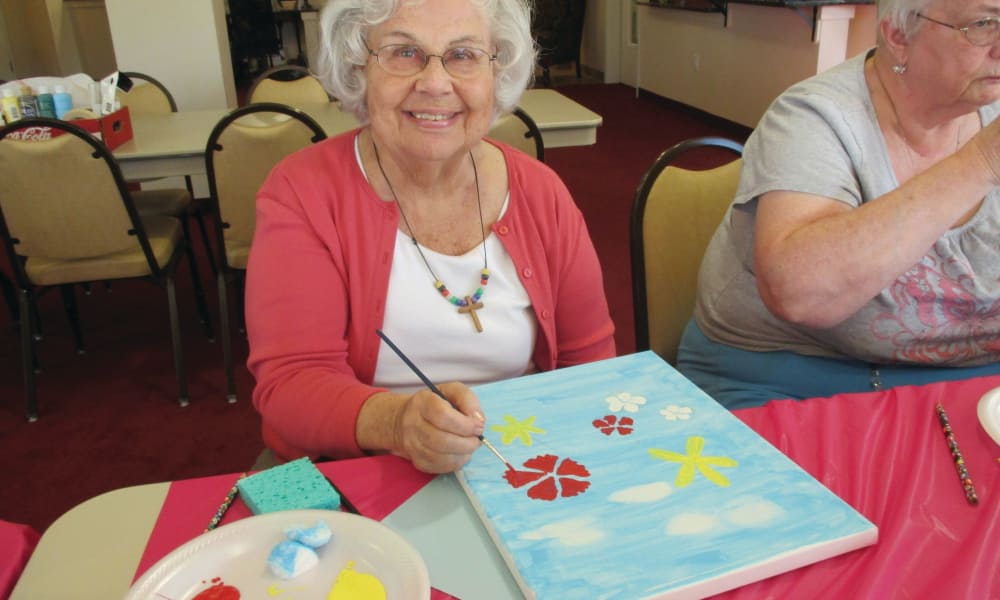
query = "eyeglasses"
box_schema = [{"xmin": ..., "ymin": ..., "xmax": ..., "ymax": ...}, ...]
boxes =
[
  {"xmin": 365, "ymin": 43, "xmax": 497, "ymax": 79},
  {"xmin": 917, "ymin": 13, "xmax": 1000, "ymax": 46}
]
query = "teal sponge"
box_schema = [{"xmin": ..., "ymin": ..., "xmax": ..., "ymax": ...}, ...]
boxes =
[{"xmin": 237, "ymin": 457, "xmax": 341, "ymax": 514}]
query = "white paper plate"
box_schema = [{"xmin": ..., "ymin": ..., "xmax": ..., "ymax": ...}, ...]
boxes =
[
  {"xmin": 977, "ymin": 386, "xmax": 1000, "ymax": 447},
  {"xmin": 126, "ymin": 509, "xmax": 430, "ymax": 600}
]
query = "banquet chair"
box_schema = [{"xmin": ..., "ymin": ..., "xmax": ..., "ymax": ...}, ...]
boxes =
[
  {"xmin": 119, "ymin": 71, "xmax": 219, "ymax": 280},
  {"xmin": 630, "ymin": 137, "xmax": 743, "ymax": 365},
  {"xmin": 0, "ymin": 118, "xmax": 209, "ymax": 421},
  {"xmin": 205, "ymin": 103, "xmax": 327, "ymax": 402},
  {"xmin": 488, "ymin": 107, "xmax": 544, "ymax": 161},
  {"xmin": 248, "ymin": 65, "xmax": 332, "ymax": 106}
]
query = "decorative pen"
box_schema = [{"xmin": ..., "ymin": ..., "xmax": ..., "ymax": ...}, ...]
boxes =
[
  {"xmin": 206, "ymin": 472, "xmax": 248, "ymax": 531},
  {"xmin": 935, "ymin": 402, "xmax": 978, "ymax": 505}
]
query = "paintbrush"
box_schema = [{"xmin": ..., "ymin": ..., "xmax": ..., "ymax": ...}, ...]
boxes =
[{"xmin": 376, "ymin": 329, "xmax": 514, "ymax": 471}]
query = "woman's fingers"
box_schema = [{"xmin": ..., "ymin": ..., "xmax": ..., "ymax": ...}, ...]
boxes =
[{"xmin": 396, "ymin": 386, "xmax": 485, "ymax": 473}]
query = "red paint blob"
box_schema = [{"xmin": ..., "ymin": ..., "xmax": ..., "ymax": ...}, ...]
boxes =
[{"xmin": 192, "ymin": 580, "xmax": 241, "ymax": 600}]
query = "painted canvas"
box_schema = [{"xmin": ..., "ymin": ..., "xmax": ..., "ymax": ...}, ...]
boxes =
[{"xmin": 456, "ymin": 351, "xmax": 877, "ymax": 599}]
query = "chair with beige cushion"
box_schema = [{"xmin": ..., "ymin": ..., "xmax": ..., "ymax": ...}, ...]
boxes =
[
  {"xmin": 0, "ymin": 118, "xmax": 209, "ymax": 420},
  {"xmin": 489, "ymin": 107, "xmax": 544, "ymax": 161},
  {"xmin": 119, "ymin": 71, "xmax": 218, "ymax": 280},
  {"xmin": 630, "ymin": 137, "xmax": 743, "ymax": 365},
  {"xmin": 205, "ymin": 103, "xmax": 327, "ymax": 402},
  {"xmin": 247, "ymin": 65, "xmax": 331, "ymax": 106}
]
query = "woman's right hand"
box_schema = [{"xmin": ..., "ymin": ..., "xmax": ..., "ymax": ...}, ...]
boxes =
[{"xmin": 357, "ymin": 383, "xmax": 486, "ymax": 473}]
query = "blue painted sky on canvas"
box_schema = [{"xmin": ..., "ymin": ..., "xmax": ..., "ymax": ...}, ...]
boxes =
[{"xmin": 458, "ymin": 352, "xmax": 876, "ymax": 599}]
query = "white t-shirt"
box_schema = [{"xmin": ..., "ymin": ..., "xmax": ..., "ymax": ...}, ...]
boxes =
[{"xmin": 352, "ymin": 137, "xmax": 537, "ymax": 392}]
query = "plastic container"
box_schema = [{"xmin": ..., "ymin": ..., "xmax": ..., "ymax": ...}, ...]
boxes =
[
  {"xmin": 1, "ymin": 88, "xmax": 22, "ymax": 124},
  {"xmin": 53, "ymin": 84, "xmax": 73, "ymax": 119},
  {"xmin": 89, "ymin": 81, "xmax": 101, "ymax": 114},
  {"xmin": 18, "ymin": 86, "xmax": 39, "ymax": 118},
  {"xmin": 36, "ymin": 85, "xmax": 56, "ymax": 118}
]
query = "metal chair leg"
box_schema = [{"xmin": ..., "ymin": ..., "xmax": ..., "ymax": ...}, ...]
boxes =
[
  {"xmin": 180, "ymin": 217, "xmax": 215, "ymax": 341},
  {"xmin": 166, "ymin": 276, "xmax": 189, "ymax": 408},
  {"xmin": 59, "ymin": 284, "xmax": 85, "ymax": 354},
  {"xmin": 236, "ymin": 272, "xmax": 247, "ymax": 336},
  {"xmin": 0, "ymin": 271, "xmax": 17, "ymax": 326},
  {"xmin": 218, "ymin": 270, "xmax": 238, "ymax": 404},
  {"xmin": 193, "ymin": 209, "xmax": 218, "ymax": 277},
  {"xmin": 19, "ymin": 290, "xmax": 38, "ymax": 422}
]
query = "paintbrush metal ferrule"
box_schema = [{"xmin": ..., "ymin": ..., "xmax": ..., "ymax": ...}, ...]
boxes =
[{"xmin": 480, "ymin": 436, "xmax": 514, "ymax": 471}]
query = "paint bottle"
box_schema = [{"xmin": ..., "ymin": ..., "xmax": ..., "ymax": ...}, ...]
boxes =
[
  {"xmin": 52, "ymin": 85, "xmax": 73, "ymax": 119},
  {"xmin": 36, "ymin": 85, "xmax": 56, "ymax": 118},
  {"xmin": 18, "ymin": 86, "xmax": 39, "ymax": 118},
  {"xmin": 1, "ymin": 88, "xmax": 22, "ymax": 124}
]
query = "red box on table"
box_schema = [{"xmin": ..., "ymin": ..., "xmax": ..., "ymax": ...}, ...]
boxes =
[
  {"xmin": 66, "ymin": 106, "xmax": 133, "ymax": 149},
  {"xmin": 3, "ymin": 106, "xmax": 133, "ymax": 150}
]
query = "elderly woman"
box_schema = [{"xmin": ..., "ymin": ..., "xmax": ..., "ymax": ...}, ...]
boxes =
[
  {"xmin": 244, "ymin": 0, "xmax": 615, "ymax": 471},
  {"xmin": 677, "ymin": 0, "xmax": 1000, "ymax": 408}
]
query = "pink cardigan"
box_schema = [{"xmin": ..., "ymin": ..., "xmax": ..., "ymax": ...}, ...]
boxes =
[{"xmin": 246, "ymin": 130, "xmax": 615, "ymax": 461}]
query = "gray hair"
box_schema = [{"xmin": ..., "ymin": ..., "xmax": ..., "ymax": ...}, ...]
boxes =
[
  {"xmin": 314, "ymin": 0, "xmax": 536, "ymax": 122},
  {"xmin": 877, "ymin": 0, "xmax": 935, "ymax": 41}
]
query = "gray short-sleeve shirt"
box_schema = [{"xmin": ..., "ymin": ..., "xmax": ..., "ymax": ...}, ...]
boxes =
[{"xmin": 694, "ymin": 50, "xmax": 1000, "ymax": 366}]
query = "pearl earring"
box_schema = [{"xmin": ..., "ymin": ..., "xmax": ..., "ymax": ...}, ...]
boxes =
[{"xmin": 892, "ymin": 63, "xmax": 907, "ymax": 75}]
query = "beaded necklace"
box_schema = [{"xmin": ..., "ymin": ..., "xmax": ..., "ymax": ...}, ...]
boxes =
[{"xmin": 372, "ymin": 140, "xmax": 490, "ymax": 332}]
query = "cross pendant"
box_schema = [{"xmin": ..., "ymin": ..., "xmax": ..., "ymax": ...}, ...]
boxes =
[{"xmin": 458, "ymin": 296, "xmax": 485, "ymax": 332}]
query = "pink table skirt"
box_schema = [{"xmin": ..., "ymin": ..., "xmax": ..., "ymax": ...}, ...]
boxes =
[{"xmin": 0, "ymin": 520, "xmax": 40, "ymax": 600}]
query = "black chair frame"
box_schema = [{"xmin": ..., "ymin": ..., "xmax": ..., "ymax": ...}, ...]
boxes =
[
  {"xmin": 0, "ymin": 118, "xmax": 202, "ymax": 421},
  {"xmin": 629, "ymin": 136, "xmax": 743, "ymax": 354},
  {"xmin": 513, "ymin": 107, "xmax": 545, "ymax": 162},
  {"xmin": 205, "ymin": 102, "xmax": 327, "ymax": 403}
]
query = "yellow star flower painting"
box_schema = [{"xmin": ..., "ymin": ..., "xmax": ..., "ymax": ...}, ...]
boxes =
[
  {"xmin": 491, "ymin": 415, "xmax": 546, "ymax": 446},
  {"xmin": 649, "ymin": 436, "xmax": 738, "ymax": 488}
]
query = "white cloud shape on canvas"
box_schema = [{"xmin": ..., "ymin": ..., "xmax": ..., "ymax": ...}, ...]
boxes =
[
  {"xmin": 608, "ymin": 482, "xmax": 673, "ymax": 503},
  {"xmin": 665, "ymin": 513, "xmax": 719, "ymax": 535},
  {"xmin": 725, "ymin": 499, "xmax": 785, "ymax": 527},
  {"xmin": 520, "ymin": 517, "xmax": 605, "ymax": 547}
]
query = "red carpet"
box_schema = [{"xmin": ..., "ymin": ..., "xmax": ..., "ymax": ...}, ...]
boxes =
[{"xmin": 0, "ymin": 83, "xmax": 749, "ymax": 533}]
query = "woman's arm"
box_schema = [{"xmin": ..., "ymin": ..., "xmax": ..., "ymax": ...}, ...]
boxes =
[{"xmin": 755, "ymin": 137, "xmax": 999, "ymax": 328}]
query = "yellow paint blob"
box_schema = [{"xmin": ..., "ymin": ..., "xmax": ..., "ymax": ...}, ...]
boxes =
[{"xmin": 327, "ymin": 560, "xmax": 386, "ymax": 600}]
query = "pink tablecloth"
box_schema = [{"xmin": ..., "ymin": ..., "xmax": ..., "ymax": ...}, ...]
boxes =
[
  {"xmin": 714, "ymin": 374, "xmax": 1000, "ymax": 599},
  {"xmin": 0, "ymin": 520, "xmax": 40, "ymax": 600},
  {"xmin": 134, "ymin": 374, "xmax": 1000, "ymax": 599}
]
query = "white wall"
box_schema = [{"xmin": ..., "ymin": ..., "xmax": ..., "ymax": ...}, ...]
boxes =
[
  {"xmin": 104, "ymin": 0, "xmax": 235, "ymax": 110},
  {"xmin": 633, "ymin": 3, "xmax": 876, "ymax": 128}
]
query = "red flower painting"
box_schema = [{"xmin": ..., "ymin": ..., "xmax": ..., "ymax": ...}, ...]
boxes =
[
  {"xmin": 504, "ymin": 454, "xmax": 591, "ymax": 501},
  {"xmin": 592, "ymin": 414, "xmax": 635, "ymax": 436}
]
